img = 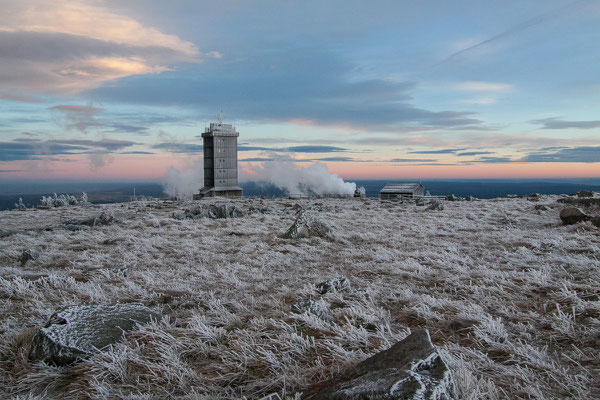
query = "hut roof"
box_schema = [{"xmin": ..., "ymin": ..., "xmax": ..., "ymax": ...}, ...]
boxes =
[{"xmin": 380, "ymin": 183, "xmax": 423, "ymax": 193}]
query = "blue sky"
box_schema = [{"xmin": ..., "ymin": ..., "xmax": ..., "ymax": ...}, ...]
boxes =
[{"xmin": 0, "ymin": 0, "xmax": 599, "ymax": 180}]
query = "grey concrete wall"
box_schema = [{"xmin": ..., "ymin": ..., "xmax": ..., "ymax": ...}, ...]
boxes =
[{"xmin": 203, "ymin": 133, "xmax": 239, "ymax": 189}]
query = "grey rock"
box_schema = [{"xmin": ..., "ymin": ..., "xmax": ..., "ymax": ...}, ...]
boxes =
[
  {"xmin": 591, "ymin": 216, "xmax": 600, "ymax": 228},
  {"xmin": 301, "ymin": 329, "xmax": 456, "ymax": 400},
  {"xmin": 448, "ymin": 319, "xmax": 477, "ymax": 332},
  {"xmin": 560, "ymin": 208, "xmax": 590, "ymax": 225},
  {"xmin": 415, "ymin": 198, "xmax": 425, "ymax": 206},
  {"xmin": 574, "ymin": 190, "xmax": 593, "ymax": 198},
  {"xmin": 171, "ymin": 212, "xmax": 186, "ymax": 220},
  {"xmin": 465, "ymin": 195, "xmax": 474, "ymax": 201},
  {"xmin": 446, "ymin": 194, "xmax": 456, "ymax": 202},
  {"xmin": 316, "ymin": 277, "xmax": 351, "ymax": 295},
  {"xmin": 248, "ymin": 206, "xmax": 271, "ymax": 215},
  {"xmin": 284, "ymin": 211, "xmax": 330, "ymax": 239},
  {"xmin": 90, "ymin": 211, "xmax": 115, "ymax": 227},
  {"xmin": 64, "ymin": 224, "xmax": 87, "ymax": 231},
  {"xmin": 20, "ymin": 249, "xmax": 39, "ymax": 265},
  {"xmin": 307, "ymin": 203, "xmax": 324, "ymax": 212},
  {"xmin": 29, "ymin": 304, "xmax": 162, "ymax": 365},
  {"xmin": 534, "ymin": 204, "xmax": 549, "ymax": 211},
  {"xmin": 427, "ymin": 201, "xmax": 444, "ymax": 211},
  {"xmin": 557, "ymin": 197, "xmax": 600, "ymax": 207},
  {"xmin": 216, "ymin": 203, "xmax": 245, "ymax": 218},
  {"xmin": 178, "ymin": 203, "xmax": 245, "ymax": 219},
  {"xmin": 68, "ymin": 211, "xmax": 115, "ymax": 227},
  {"xmin": 292, "ymin": 299, "xmax": 327, "ymax": 319}
]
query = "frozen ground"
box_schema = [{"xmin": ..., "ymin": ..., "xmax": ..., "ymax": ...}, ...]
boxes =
[{"xmin": 0, "ymin": 196, "xmax": 599, "ymax": 399}]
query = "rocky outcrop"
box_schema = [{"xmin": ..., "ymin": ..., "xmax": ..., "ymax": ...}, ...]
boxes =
[
  {"xmin": 574, "ymin": 190, "xmax": 593, "ymax": 198},
  {"xmin": 174, "ymin": 203, "xmax": 245, "ymax": 219},
  {"xmin": 29, "ymin": 304, "xmax": 162, "ymax": 365},
  {"xmin": 560, "ymin": 208, "xmax": 590, "ymax": 225},
  {"xmin": 284, "ymin": 211, "xmax": 330, "ymax": 239},
  {"xmin": 557, "ymin": 197, "xmax": 600, "ymax": 207},
  {"xmin": 301, "ymin": 329, "xmax": 456, "ymax": 399},
  {"xmin": 67, "ymin": 211, "xmax": 115, "ymax": 227},
  {"xmin": 209, "ymin": 203, "xmax": 245, "ymax": 219}
]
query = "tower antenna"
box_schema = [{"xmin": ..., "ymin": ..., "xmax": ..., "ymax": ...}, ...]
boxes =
[{"xmin": 218, "ymin": 110, "xmax": 223, "ymax": 125}]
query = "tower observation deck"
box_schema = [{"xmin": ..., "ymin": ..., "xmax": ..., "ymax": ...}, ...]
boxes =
[{"xmin": 194, "ymin": 114, "xmax": 243, "ymax": 198}]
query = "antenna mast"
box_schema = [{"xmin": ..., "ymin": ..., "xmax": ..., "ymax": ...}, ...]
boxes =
[{"xmin": 218, "ymin": 110, "xmax": 223, "ymax": 125}]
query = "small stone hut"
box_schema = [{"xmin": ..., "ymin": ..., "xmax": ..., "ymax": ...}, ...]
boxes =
[{"xmin": 380, "ymin": 183, "xmax": 425, "ymax": 200}]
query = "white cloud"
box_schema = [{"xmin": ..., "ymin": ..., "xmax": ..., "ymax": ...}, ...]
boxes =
[
  {"xmin": 0, "ymin": 0, "xmax": 200, "ymax": 93},
  {"xmin": 453, "ymin": 81, "xmax": 513, "ymax": 92},
  {"xmin": 205, "ymin": 51, "xmax": 224, "ymax": 59},
  {"xmin": 463, "ymin": 97, "xmax": 498, "ymax": 105}
]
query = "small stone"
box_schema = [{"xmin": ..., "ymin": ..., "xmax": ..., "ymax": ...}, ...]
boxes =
[
  {"xmin": 446, "ymin": 194, "xmax": 456, "ymax": 201},
  {"xmin": 316, "ymin": 277, "xmax": 350, "ymax": 295},
  {"xmin": 534, "ymin": 204, "xmax": 549, "ymax": 211},
  {"xmin": 292, "ymin": 299, "xmax": 327, "ymax": 319},
  {"xmin": 64, "ymin": 224, "xmax": 86, "ymax": 231},
  {"xmin": 92, "ymin": 211, "xmax": 115, "ymax": 227},
  {"xmin": 559, "ymin": 208, "xmax": 590, "ymax": 225},
  {"xmin": 427, "ymin": 201, "xmax": 444, "ymax": 211},
  {"xmin": 448, "ymin": 318, "xmax": 477, "ymax": 332},
  {"xmin": 20, "ymin": 249, "xmax": 39, "ymax": 265},
  {"xmin": 301, "ymin": 329, "xmax": 456, "ymax": 399}
]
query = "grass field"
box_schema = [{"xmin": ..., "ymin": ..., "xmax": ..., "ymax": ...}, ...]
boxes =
[{"xmin": 1, "ymin": 196, "xmax": 599, "ymax": 399}]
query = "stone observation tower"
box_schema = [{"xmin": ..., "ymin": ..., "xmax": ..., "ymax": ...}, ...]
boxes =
[{"xmin": 194, "ymin": 112, "xmax": 243, "ymax": 198}]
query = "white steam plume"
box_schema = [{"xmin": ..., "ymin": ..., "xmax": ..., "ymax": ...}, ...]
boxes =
[
  {"xmin": 254, "ymin": 159, "xmax": 356, "ymax": 195},
  {"xmin": 162, "ymin": 162, "xmax": 203, "ymax": 199}
]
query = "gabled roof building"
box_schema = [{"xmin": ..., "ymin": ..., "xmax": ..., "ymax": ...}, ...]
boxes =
[{"xmin": 380, "ymin": 183, "xmax": 425, "ymax": 199}]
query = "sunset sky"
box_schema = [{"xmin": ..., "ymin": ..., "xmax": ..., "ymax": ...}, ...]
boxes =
[{"xmin": 1, "ymin": 0, "xmax": 599, "ymax": 181}]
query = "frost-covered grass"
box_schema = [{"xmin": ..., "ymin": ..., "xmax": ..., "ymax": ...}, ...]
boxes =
[{"xmin": 1, "ymin": 196, "xmax": 599, "ymax": 399}]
